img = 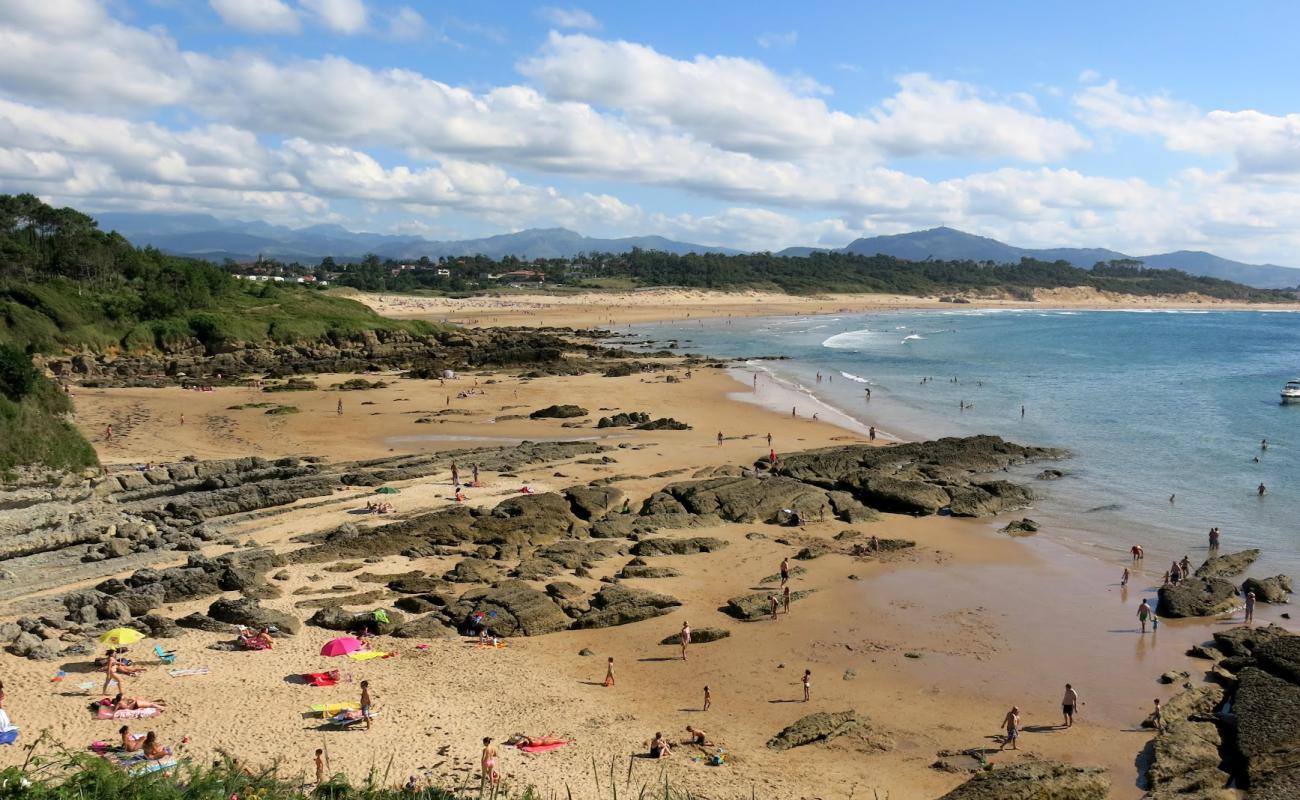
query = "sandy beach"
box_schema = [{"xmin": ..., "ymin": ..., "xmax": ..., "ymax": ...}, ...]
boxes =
[
  {"xmin": 0, "ymin": 320, "xmax": 1277, "ymax": 799},
  {"xmin": 349, "ymin": 286, "xmax": 1300, "ymax": 329}
]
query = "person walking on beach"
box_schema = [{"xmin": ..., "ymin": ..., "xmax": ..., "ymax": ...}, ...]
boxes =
[
  {"xmin": 717, "ymin": 431, "xmax": 723, "ymax": 447},
  {"xmin": 471, "ymin": 463, "xmax": 479, "ymax": 487},
  {"xmin": 1180, "ymin": 555, "xmax": 1192, "ymax": 577},
  {"xmin": 359, "ymin": 680, "xmax": 372, "ymax": 731},
  {"xmin": 337, "ymin": 398, "xmax": 343, "ymax": 416},
  {"xmin": 802, "ymin": 669, "xmax": 811, "ymax": 702},
  {"xmin": 1245, "ymin": 590, "xmax": 1256, "ymax": 624},
  {"xmin": 102, "ymin": 651, "xmax": 126, "ymax": 696},
  {"xmin": 999, "ymin": 707, "xmax": 1020, "ymax": 750},
  {"xmin": 314, "ymin": 748, "xmax": 326, "ymax": 785},
  {"xmin": 769, "ymin": 594, "xmax": 779, "ymax": 620},
  {"xmin": 604, "ymin": 657, "xmax": 615, "ymax": 687},
  {"xmin": 1121, "ymin": 567, "xmax": 1129, "ymax": 587},
  {"xmin": 1061, "ymin": 684, "xmax": 1080, "ymax": 728},
  {"xmin": 1152, "ymin": 699, "xmax": 1164, "ymax": 732},
  {"xmin": 450, "ymin": 462, "xmax": 459, "ymax": 487},
  {"xmin": 480, "ymin": 737, "xmax": 499, "ymax": 789},
  {"xmin": 780, "ymin": 557, "xmax": 790, "ymax": 587},
  {"xmin": 1138, "ymin": 599, "xmax": 1153, "ymax": 633},
  {"xmin": 783, "ymin": 585, "xmax": 791, "ymax": 614},
  {"xmin": 680, "ymin": 622, "xmax": 691, "ymax": 661},
  {"xmin": 105, "ymin": 424, "xmax": 113, "ymax": 440},
  {"xmin": 766, "ymin": 432, "xmax": 772, "ymax": 447},
  {"xmin": 792, "ymin": 406, "xmax": 797, "ymax": 418},
  {"xmin": 869, "ymin": 425, "xmax": 876, "ymax": 442},
  {"xmin": 702, "ymin": 685, "xmax": 711, "ymax": 712}
]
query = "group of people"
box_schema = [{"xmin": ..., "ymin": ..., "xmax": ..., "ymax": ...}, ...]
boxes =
[{"xmin": 363, "ymin": 501, "xmax": 395, "ymax": 514}]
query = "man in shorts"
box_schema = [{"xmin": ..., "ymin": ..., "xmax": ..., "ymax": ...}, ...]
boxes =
[{"xmin": 1061, "ymin": 684, "xmax": 1080, "ymax": 728}]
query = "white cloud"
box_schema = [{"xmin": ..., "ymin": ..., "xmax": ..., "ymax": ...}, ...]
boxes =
[
  {"xmin": 756, "ymin": 30, "xmax": 797, "ymax": 49},
  {"xmin": 536, "ymin": 6, "xmax": 600, "ymax": 30},
  {"xmin": 300, "ymin": 0, "xmax": 367, "ymax": 34},
  {"xmin": 384, "ymin": 6, "xmax": 426, "ymax": 41},
  {"xmin": 1075, "ymin": 80, "xmax": 1300, "ymax": 179},
  {"xmin": 210, "ymin": 0, "xmax": 300, "ymax": 33}
]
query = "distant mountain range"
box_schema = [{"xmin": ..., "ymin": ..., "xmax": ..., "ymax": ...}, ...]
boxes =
[
  {"xmin": 93, "ymin": 213, "xmax": 1300, "ymax": 289},
  {"xmin": 92, "ymin": 212, "xmax": 740, "ymax": 263},
  {"xmin": 785, "ymin": 227, "xmax": 1300, "ymax": 289}
]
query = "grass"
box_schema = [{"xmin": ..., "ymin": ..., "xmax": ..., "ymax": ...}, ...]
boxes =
[{"xmin": 0, "ymin": 737, "xmax": 786, "ymax": 800}]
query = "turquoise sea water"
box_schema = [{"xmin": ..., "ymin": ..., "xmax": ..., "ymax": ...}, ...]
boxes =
[{"xmin": 630, "ymin": 309, "xmax": 1300, "ymax": 575}]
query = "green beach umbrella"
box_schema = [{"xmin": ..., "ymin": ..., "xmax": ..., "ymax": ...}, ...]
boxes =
[{"xmin": 374, "ymin": 487, "xmax": 400, "ymax": 494}]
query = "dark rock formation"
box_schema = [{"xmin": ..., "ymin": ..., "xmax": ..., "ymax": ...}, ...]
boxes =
[
  {"xmin": 206, "ymin": 598, "xmax": 300, "ymax": 635},
  {"xmin": 451, "ymin": 581, "xmax": 571, "ymax": 637},
  {"xmin": 766, "ymin": 710, "xmax": 862, "ymax": 750},
  {"xmin": 1195, "ymin": 549, "xmax": 1261, "ymax": 580},
  {"xmin": 634, "ymin": 417, "xmax": 690, "ymax": 430},
  {"xmin": 530, "ymin": 405, "xmax": 588, "ymax": 419},
  {"xmin": 659, "ymin": 627, "xmax": 730, "ymax": 645},
  {"xmin": 1235, "ymin": 667, "xmax": 1300, "ymax": 790},
  {"xmin": 572, "ymin": 585, "xmax": 681, "ymax": 629},
  {"xmin": 936, "ymin": 760, "xmax": 1109, "ymax": 799},
  {"xmin": 1243, "ymin": 575, "xmax": 1293, "ymax": 604},
  {"xmin": 724, "ymin": 590, "xmax": 814, "ymax": 620},
  {"xmin": 1001, "ymin": 518, "xmax": 1039, "ymax": 536},
  {"xmin": 1158, "ymin": 577, "xmax": 1239, "ymax": 618},
  {"xmin": 631, "ymin": 537, "xmax": 729, "ymax": 556}
]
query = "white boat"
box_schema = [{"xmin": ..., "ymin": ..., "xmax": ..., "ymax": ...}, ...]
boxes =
[{"xmin": 1283, "ymin": 379, "xmax": 1300, "ymax": 403}]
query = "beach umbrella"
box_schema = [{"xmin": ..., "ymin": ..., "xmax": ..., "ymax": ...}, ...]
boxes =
[
  {"xmin": 99, "ymin": 628, "xmax": 144, "ymax": 646},
  {"xmin": 320, "ymin": 637, "xmax": 365, "ymax": 657},
  {"xmin": 374, "ymin": 487, "xmax": 400, "ymax": 494}
]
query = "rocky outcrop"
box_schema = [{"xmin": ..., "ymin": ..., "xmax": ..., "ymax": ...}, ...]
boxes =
[
  {"xmin": 1235, "ymin": 667, "xmax": 1300, "ymax": 790},
  {"xmin": 572, "ymin": 585, "xmax": 681, "ymax": 629},
  {"xmin": 1158, "ymin": 577, "xmax": 1239, "ymax": 618},
  {"xmin": 618, "ymin": 558, "xmax": 680, "ymax": 579},
  {"xmin": 1212, "ymin": 624, "xmax": 1293, "ymax": 658},
  {"xmin": 206, "ymin": 598, "xmax": 301, "ymax": 635},
  {"xmin": 769, "ymin": 436, "xmax": 1062, "ymax": 516},
  {"xmin": 1255, "ymin": 635, "xmax": 1300, "ymax": 685},
  {"xmin": 724, "ymin": 590, "xmax": 814, "ymax": 620},
  {"xmin": 1243, "ymin": 575, "xmax": 1293, "ymax": 604},
  {"xmin": 306, "ymin": 607, "xmax": 406, "ymax": 636},
  {"xmin": 659, "ymin": 627, "xmax": 729, "ymax": 645},
  {"xmin": 530, "ymin": 405, "xmax": 588, "ymax": 419},
  {"xmin": 634, "ymin": 417, "xmax": 690, "ymax": 430},
  {"xmin": 564, "ymin": 486, "xmax": 625, "ymax": 521},
  {"xmin": 1195, "ymin": 549, "xmax": 1261, "ymax": 580},
  {"xmin": 766, "ymin": 710, "xmax": 862, "ymax": 751},
  {"xmin": 1001, "ymin": 518, "xmax": 1039, "ymax": 536},
  {"xmin": 936, "ymin": 760, "xmax": 1108, "ymax": 799},
  {"xmin": 1143, "ymin": 685, "xmax": 1232, "ymax": 799},
  {"xmin": 631, "ymin": 537, "xmax": 728, "ymax": 556},
  {"xmin": 450, "ymin": 581, "xmax": 571, "ymax": 637}
]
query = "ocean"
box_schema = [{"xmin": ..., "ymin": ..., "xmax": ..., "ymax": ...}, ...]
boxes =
[{"xmin": 629, "ymin": 308, "xmax": 1300, "ymax": 576}]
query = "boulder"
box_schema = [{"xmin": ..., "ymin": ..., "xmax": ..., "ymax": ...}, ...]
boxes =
[
  {"xmin": 646, "ymin": 476, "xmax": 840, "ymax": 524},
  {"xmin": 305, "ymin": 607, "xmax": 405, "ymax": 635},
  {"xmin": 1157, "ymin": 577, "xmax": 1239, "ymax": 618},
  {"xmin": 206, "ymin": 598, "xmax": 301, "ymax": 635},
  {"xmin": 631, "ymin": 537, "xmax": 728, "ymax": 556},
  {"xmin": 454, "ymin": 581, "xmax": 572, "ymax": 636},
  {"xmin": 391, "ymin": 615, "xmax": 455, "ymax": 639},
  {"xmin": 445, "ymin": 558, "xmax": 501, "ymax": 584},
  {"xmin": 393, "ymin": 595, "xmax": 442, "ymax": 615},
  {"xmin": 573, "ymin": 585, "xmax": 681, "ymax": 629},
  {"xmin": 1235, "ymin": 667, "xmax": 1300, "ymax": 788},
  {"xmin": 1243, "ymin": 575, "xmax": 1293, "ymax": 604},
  {"xmin": 564, "ymin": 486, "xmax": 625, "ymax": 520},
  {"xmin": 795, "ymin": 542, "xmax": 831, "ymax": 560},
  {"xmin": 724, "ymin": 590, "xmax": 814, "ymax": 620},
  {"xmin": 936, "ymin": 760, "xmax": 1109, "ymax": 800},
  {"xmin": 1159, "ymin": 670, "xmax": 1190, "ymax": 684},
  {"xmin": 618, "ymin": 561, "xmax": 681, "ymax": 579},
  {"xmin": 1001, "ymin": 519, "xmax": 1039, "ymax": 536},
  {"xmin": 766, "ymin": 710, "xmax": 862, "ymax": 751},
  {"xmin": 1212, "ymin": 624, "xmax": 1292, "ymax": 657},
  {"xmin": 1194, "ymin": 549, "xmax": 1260, "ymax": 580},
  {"xmin": 8, "ymin": 631, "xmax": 60, "ymax": 660},
  {"xmin": 530, "ymin": 405, "xmax": 588, "ymax": 419},
  {"xmin": 513, "ymin": 558, "xmax": 564, "ymax": 580},
  {"xmin": 659, "ymin": 627, "xmax": 730, "ymax": 646},
  {"xmin": 946, "ymin": 481, "xmax": 1033, "ymax": 517},
  {"xmin": 858, "ymin": 476, "xmax": 951, "ymax": 515},
  {"xmin": 175, "ymin": 613, "xmax": 237, "ymax": 633}
]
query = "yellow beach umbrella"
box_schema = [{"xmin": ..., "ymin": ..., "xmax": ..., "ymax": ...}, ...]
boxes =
[{"xmin": 99, "ymin": 628, "xmax": 144, "ymax": 646}]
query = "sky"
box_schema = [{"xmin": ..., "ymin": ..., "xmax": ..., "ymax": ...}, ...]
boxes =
[{"xmin": 4, "ymin": 1, "xmax": 1300, "ymax": 262}]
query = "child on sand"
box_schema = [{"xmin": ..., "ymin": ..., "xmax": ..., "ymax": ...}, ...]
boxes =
[
  {"xmin": 359, "ymin": 681, "xmax": 372, "ymax": 731},
  {"xmin": 649, "ymin": 732, "xmax": 671, "ymax": 759},
  {"xmin": 769, "ymin": 595, "xmax": 779, "ymax": 620},
  {"xmin": 481, "ymin": 737, "xmax": 499, "ymax": 788},
  {"xmin": 1152, "ymin": 698, "xmax": 1164, "ymax": 732},
  {"xmin": 604, "ymin": 657, "xmax": 615, "ymax": 687},
  {"xmin": 1121, "ymin": 567, "xmax": 1129, "ymax": 587},
  {"xmin": 783, "ymin": 585, "xmax": 791, "ymax": 614},
  {"xmin": 802, "ymin": 670, "xmax": 811, "ymax": 702},
  {"xmin": 315, "ymin": 749, "xmax": 325, "ymax": 784},
  {"xmin": 702, "ymin": 685, "xmax": 710, "ymax": 712}
]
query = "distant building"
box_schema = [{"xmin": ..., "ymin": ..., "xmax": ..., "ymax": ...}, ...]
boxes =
[
  {"xmin": 436, "ymin": 268, "xmax": 451, "ymax": 277},
  {"xmin": 496, "ymin": 270, "xmax": 545, "ymax": 283}
]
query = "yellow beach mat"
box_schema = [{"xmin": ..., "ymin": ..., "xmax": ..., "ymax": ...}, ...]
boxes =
[
  {"xmin": 310, "ymin": 702, "xmax": 360, "ymax": 717},
  {"xmin": 348, "ymin": 651, "xmax": 391, "ymax": 661}
]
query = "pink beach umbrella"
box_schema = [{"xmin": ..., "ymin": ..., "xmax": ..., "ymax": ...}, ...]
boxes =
[{"xmin": 320, "ymin": 637, "xmax": 364, "ymax": 657}]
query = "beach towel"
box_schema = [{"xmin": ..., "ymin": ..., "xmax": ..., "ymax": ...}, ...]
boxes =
[
  {"xmin": 305, "ymin": 672, "xmax": 340, "ymax": 687},
  {"xmin": 328, "ymin": 710, "xmax": 378, "ymax": 726},
  {"xmin": 168, "ymin": 666, "xmax": 209, "ymax": 677},
  {"xmin": 129, "ymin": 757, "xmax": 178, "ymax": 775},
  {"xmin": 517, "ymin": 741, "xmax": 567, "ymax": 754},
  {"xmin": 310, "ymin": 702, "xmax": 360, "ymax": 717},
  {"xmin": 348, "ymin": 651, "xmax": 391, "ymax": 661},
  {"xmin": 96, "ymin": 707, "xmax": 162, "ymax": 720}
]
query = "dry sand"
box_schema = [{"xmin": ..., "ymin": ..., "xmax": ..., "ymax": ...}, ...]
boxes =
[
  {"xmin": 2, "ymin": 343, "xmax": 1275, "ymax": 798},
  {"xmin": 350, "ymin": 286, "xmax": 1300, "ymax": 329}
]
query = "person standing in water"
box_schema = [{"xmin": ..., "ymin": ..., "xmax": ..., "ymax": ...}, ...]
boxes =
[
  {"xmin": 1138, "ymin": 599, "xmax": 1152, "ymax": 633},
  {"xmin": 1259, "ymin": 483, "xmax": 1267, "ymax": 496},
  {"xmin": 1245, "ymin": 590, "xmax": 1256, "ymax": 624},
  {"xmin": 869, "ymin": 425, "xmax": 876, "ymax": 441},
  {"xmin": 1121, "ymin": 567, "xmax": 1129, "ymax": 587}
]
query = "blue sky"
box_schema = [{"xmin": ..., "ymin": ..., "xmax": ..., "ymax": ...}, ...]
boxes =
[{"xmin": 3, "ymin": 1, "xmax": 1300, "ymax": 261}]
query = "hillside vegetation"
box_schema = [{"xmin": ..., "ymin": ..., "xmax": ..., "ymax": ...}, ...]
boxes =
[
  {"xmin": 0, "ymin": 194, "xmax": 437, "ymax": 355},
  {"xmin": 329, "ymin": 247, "xmax": 1294, "ymax": 302},
  {"xmin": 0, "ymin": 344, "xmax": 97, "ymax": 472}
]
